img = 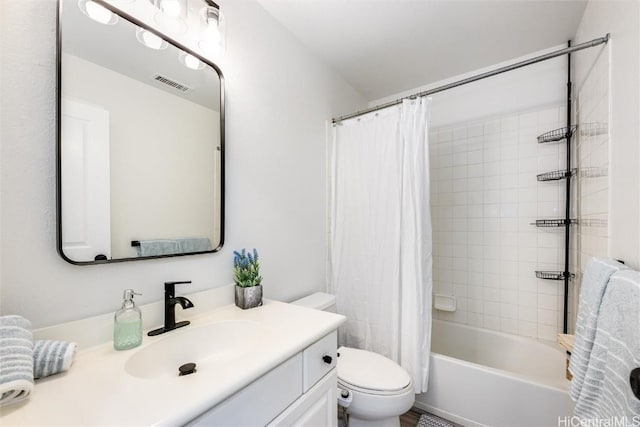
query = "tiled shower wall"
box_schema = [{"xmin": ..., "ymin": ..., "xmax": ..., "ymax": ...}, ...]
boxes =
[{"xmin": 430, "ymin": 106, "xmax": 570, "ymax": 341}]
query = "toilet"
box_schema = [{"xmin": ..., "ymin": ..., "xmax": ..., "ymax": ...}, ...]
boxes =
[{"xmin": 291, "ymin": 292, "xmax": 415, "ymax": 427}]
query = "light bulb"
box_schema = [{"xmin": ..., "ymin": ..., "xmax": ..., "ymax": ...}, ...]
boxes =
[
  {"xmin": 160, "ymin": 0, "xmax": 181, "ymax": 17},
  {"xmin": 199, "ymin": 38, "xmax": 221, "ymax": 56},
  {"xmin": 198, "ymin": 6, "xmax": 222, "ymax": 55},
  {"xmin": 179, "ymin": 53, "xmax": 204, "ymax": 70},
  {"xmin": 79, "ymin": 0, "xmax": 117, "ymax": 25},
  {"xmin": 143, "ymin": 32, "xmax": 161, "ymax": 49},
  {"xmin": 136, "ymin": 28, "xmax": 167, "ymax": 50},
  {"xmin": 204, "ymin": 21, "xmax": 220, "ymax": 45},
  {"xmin": 184, "ymin": 54, "xmax": 202, "ymax": 70},
  {"xmin": 155, "ymin": 9, "xmax": 187, "ymax": 34}
]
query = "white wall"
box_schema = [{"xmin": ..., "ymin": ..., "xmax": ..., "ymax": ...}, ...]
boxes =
[
  {"xmin": 369, "ymin": 44, "xmax": 569, "ymax": 128},
  {"xmin": 573, "ymin": 0, "xmax": 640, "ymax": 270},
  {"xmin": 0, "ymin": 0, "xmax": 366, "ymax": 328}
]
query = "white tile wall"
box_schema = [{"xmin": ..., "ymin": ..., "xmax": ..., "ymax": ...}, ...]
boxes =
[
  {"xmin": 570, "ymin": 45, "xmax": 611, "ymax": 332},
  {"xmin": 430, "ymin": 106, "xmax": 569, "ymax": 341}
]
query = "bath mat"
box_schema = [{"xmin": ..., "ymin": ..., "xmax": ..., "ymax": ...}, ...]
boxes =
[{"xmin": 417, "ymin": 413, "xmax": 455, "ymax": 427}]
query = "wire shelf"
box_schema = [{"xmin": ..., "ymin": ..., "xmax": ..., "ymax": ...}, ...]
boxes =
[
  {"xmin": 578, "ymin": 122, "xmax": 608, "ymax": 137},
  {"xmin": 531, "ymin": 219, "xmax": 578, "ymax": 227},
  {"xmin": 537, "ymin": 169, "xmax": 576, "ymax": 182},
  {"xmin": 537, "ymin": 125, "xmax": 577, "ymax": 144},
  {"xmin": 581, "ymin": 218, "xmax": 607, "ymax": 228},
  {"xmin": 536, "ymin": 271, "xmax": 574, "ymax": 280},
  {"xmin": 580, "ymin": 167, "xmax": 608, "ymax": 178}
]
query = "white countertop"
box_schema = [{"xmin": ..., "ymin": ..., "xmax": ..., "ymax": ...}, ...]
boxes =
[{"xmin": 0, "ymin": 301, "xmax": 345, "ymax": 426}]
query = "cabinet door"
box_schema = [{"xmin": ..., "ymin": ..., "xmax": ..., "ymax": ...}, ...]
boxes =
[{"xmin": 268, "ymin": 369, "xmax": 337, "ymax": 427}]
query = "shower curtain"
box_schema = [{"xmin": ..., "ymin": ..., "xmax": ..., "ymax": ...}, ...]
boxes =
[{"xmin": 329, "ymin": 97, "xmax": 432, "ymax": 393}]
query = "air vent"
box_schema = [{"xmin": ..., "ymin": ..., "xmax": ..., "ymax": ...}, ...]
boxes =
[{"xmin": 152, "ymin": 74, "xmax": 191, "ymax": 92}]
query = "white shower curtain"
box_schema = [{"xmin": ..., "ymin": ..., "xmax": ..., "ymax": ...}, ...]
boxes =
[{"xmin": 329, "ymin": 97, "xmax": 433, "ymax": 393}]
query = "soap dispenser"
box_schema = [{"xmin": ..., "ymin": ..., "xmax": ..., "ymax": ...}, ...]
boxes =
[{"xmin": 114, "ymin": 289, "xmax": 142, "ymax": 351}]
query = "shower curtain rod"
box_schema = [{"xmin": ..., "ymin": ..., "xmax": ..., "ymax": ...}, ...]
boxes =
[{"xmin": 332, "ymin": 34, "xmax": 610, "ymax": 124}]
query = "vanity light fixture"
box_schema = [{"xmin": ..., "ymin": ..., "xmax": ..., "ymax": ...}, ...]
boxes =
[
  {"xmin": 150, "ymin": 0, "xmax": 187, "ymax": 34},
  {"xmin": 179, "ymin": 52, "xmax": 205, "ymax": 70},
  {"xmin": 78, "ymin": 0, "xmax": 118, "ymax": 25},
  {"xmin": 198, "ymin": 1, "xmax": 222, "ymax": 55},
  {"xmin": 78, "ymin": 0, "xmax": 224, "ymax": 66},
  {"xmin": 147, "ymin": 0, "xmax": 224, "ymax": 57},
  {"xmin": 159, "ymin": 0, "xmax": 182, "ymax": 17},
  {"xmin": 136, "ymin": 27, "xmax": 168, "ymax": 50}
]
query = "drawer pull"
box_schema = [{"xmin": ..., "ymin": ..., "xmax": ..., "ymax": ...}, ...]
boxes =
[{"xmin": 322, "ymin": 355, "xmax": 332, "ymax": 364}]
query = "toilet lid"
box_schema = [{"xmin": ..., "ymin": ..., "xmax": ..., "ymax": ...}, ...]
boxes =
[{"xmin": 337, "ymin": 347, "xmax": 411, "ymax": 392}]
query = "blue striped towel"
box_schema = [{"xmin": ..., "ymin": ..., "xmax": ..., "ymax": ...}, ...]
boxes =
[
  {"xmin": 33, "ymin": 340, "xmax": 77, "ymax": 379},
  {"xmin": 569, "ymin": 257, "xmax": 627, "ymax": 401},
  {"xmin": 176, "ymin": 237, "xmax": 212, "ymax": 253},
  {"xmin": 136, "ymin": 239, "xmax": 180, "ymax": 257},
  {"xmin": 573, "ymin": 269, "xmax": 640, "ymax": 418},
  {"xmin": 0, "ymin": 315, "xmax": 34, "ymax": 407}
]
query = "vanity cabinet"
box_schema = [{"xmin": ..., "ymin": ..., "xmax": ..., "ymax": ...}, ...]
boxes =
[
  {"xmin": 186, "ymin": 331, "xmax": 338, "ymax": 427},
  {"xmin": 268, "ymin": 370, "xmax": 337, "ymax": 426}
]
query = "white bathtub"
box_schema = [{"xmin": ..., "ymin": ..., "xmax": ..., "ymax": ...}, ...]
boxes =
[{"xmin": 415, "ymin": 320, "xmax": 574, "ymax": 427}]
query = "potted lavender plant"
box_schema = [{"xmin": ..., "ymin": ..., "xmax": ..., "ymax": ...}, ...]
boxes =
[{"xmin": 233, "ymin": 248, "xmax": 263, "ymax": 309}]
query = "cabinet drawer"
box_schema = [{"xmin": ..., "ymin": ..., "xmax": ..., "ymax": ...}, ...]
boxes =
[
  {"xmin": 186, "ymin": 354, "xmax": 303, "ymax": 426},
  {"xmin": 303, "ymin": 331, "xmax": 337, "ymax": 392}
]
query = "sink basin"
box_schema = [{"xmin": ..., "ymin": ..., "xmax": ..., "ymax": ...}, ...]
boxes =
[{"xmin": 125, "ymin": 320, "xmax": 268, "ymax": 379}]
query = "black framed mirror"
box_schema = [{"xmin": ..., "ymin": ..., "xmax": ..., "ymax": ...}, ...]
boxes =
[{"xmin": 56, "ymin": 0, "xmax": 224, "ymax": 264}]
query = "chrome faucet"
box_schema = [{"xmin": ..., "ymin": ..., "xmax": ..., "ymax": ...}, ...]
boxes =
[{"xmin": 148, "ymin": 281, "xmax": 194, "ymax": 336}]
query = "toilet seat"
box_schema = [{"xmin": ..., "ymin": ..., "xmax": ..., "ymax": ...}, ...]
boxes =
[
  {"xmin": 337, "ymin": 346, "xmax": 412, "ymax": 395},
  {"xmin": 338, "ymin": 378, "xmax": 413, "ymax": 397}
]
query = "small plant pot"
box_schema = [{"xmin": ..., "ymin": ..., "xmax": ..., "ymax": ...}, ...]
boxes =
[{"xmin": 235, "ymin": 285, "xmax": 263, "ymax": 309}]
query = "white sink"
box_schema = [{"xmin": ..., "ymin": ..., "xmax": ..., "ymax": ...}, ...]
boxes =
[{"xmin": 125, "ymin": 320, "xmax": 268, "ymax": 379}]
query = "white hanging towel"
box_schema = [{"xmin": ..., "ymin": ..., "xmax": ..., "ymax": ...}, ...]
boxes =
[
  {"xmin": 569, "ymin": 257, "xmax": 628, "ymax": 400},
  {"xmin": 573, "ymin": 269, "xmax": 640, "ymax": 419}
]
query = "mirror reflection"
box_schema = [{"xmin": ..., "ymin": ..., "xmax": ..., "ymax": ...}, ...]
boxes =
[{"xmin": 58, "ymin": 0, "xmax": 224, "ymax": 264}]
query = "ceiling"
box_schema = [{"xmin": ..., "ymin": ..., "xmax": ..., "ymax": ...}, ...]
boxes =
[{"xmin": 257, "ymin": 0, "xmax": 588, "ymax": 101}]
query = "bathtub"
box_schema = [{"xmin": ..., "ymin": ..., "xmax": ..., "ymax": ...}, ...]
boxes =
[{"xmin": 415, "ymin": 320, "xmax": 574, "ymax": 427}]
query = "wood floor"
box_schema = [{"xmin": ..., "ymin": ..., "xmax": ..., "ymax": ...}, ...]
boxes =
[{"xmin": 400, "ymin": 408, "xmax": 425, "ymax": 427}]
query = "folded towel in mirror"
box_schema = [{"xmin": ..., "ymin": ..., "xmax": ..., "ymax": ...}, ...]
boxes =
[
  {"xmin": 136, "ymin": 238, "xmax": 212, "ymax": 256},
  {"xmin": 136, "ymin": 239, "xmax": 180, "ymax": 257},
  {"xmin": 0, "ymin": 315, "xmax": 34, "ymax": 407},
  {"xmin": 176, "ymin": 237, "xmax": 212, "ymax": 253},
  {"xmin": 33, "ymin": 340, "xmax": 77, "ymax": 379}
]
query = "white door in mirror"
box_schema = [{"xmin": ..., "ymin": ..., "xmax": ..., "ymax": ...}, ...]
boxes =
[{"xmin": 61, "ymin": 98, "xmax": 111, "ymax": 261}]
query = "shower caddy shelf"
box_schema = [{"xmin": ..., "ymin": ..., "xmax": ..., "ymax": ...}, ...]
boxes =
[
  {"xmin": 535, "ymin": 271, "xmax": 575, "ymax": 281},
  {"xmin": 533, "ymin": 41, "xmax": 574, "ymax": 334},
  {"xmin": 536, "ymin": 125, "xmax": 577, "ymax": 144},
  {"xmin": 531, "ymin": 219, "xmax": 577, "ymax": 227},
  {"xmin": 537, "ymin": 169, "xmax": 576, "ymax": 182}
]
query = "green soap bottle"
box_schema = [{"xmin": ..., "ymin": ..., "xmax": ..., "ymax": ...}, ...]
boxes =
[{"xmin": 114, "ymin": 289, "xmax": 142, "ymax": 351}]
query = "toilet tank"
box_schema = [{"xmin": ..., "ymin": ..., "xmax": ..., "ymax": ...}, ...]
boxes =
[{"xmin": 290, "ymin": 292, "xmax": 336, "ymax": 313}]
